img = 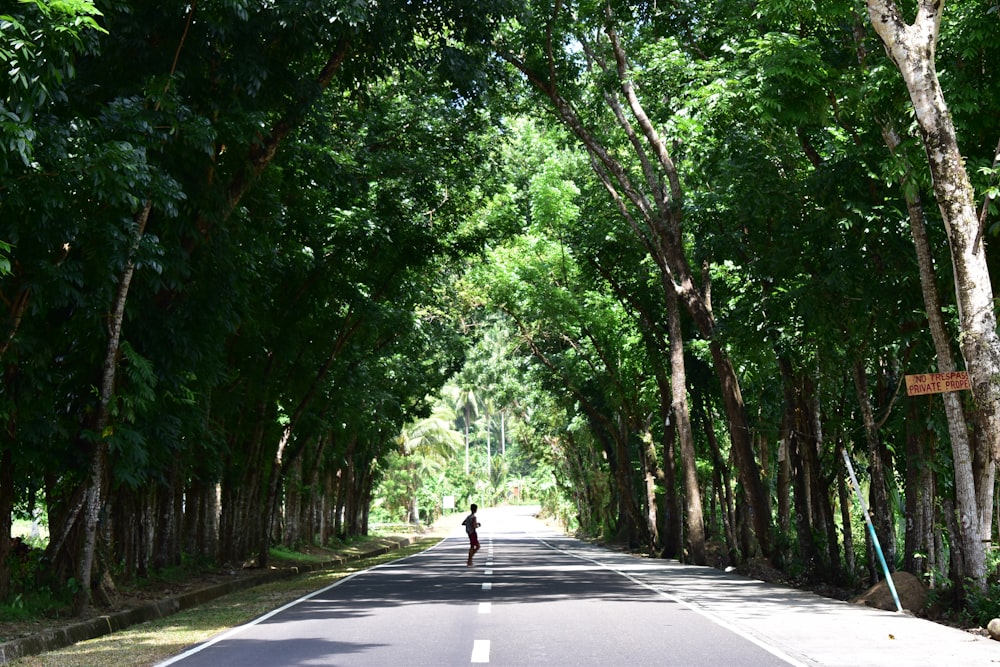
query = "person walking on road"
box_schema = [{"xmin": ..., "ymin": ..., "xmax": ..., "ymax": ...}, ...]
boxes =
[{"xmin": 462, "ymin": 503, "xmax": 481, "ymax": 566}]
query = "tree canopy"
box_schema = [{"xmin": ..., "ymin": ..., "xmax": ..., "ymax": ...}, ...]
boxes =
[{"xmin": 2, "ymin": 0, "xmax": 1000, "ymax": 623}]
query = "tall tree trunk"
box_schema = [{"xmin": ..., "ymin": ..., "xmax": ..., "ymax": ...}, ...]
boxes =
[
  {"xmin": 320, "ymin": 468, "xmax": 334, "ymax": 546},
  {"xmin": 219, "ymin": 392, "xmax": 271, "ymax": 565},
  {"xmin": 776, "ymin": 436, "xmax": 791, "ymax": 569},
  {"xmin": 464, "ymin": 405, "xmax": 471, "ymax": 475},
  {"xmin": 187, "ymin": 480, "xmax": 219, "ymax": 562},
  {"xmin": 73, "ymin": 201, "xmax": 152, "ymax": 613},
  {"xmin": 0, "ymin": 447, "xmax": 12, "ymax": 602},
  {"xmin": 852, "ymin": 360, "xmax": 897, "ymax": 578},
  {"xmin": 780, "ymin": 360, "xmax": 820, "ymax": 576},
  {"xmin": 664, "ymin": 280, "xmax": 705, "ymax": 564},
  {"xmin": 904, "ymin": 406, "xmax": 936, "ymax": 579},
  {"xmin": 68, "ymin": 10, "xmax": 206, "ymax": 609},
  {"xmin": 283, "ymin": 455, "xmax": 301, "ymax": 545},
  {"xmin": 359, "ymin": 459, "xmax": 374, "ymax": 535},
  {"xmin": 0, "ymin": 362, "xmax": 20, "ymax": 602},
  {"xmin": 941, "ymin": 496, "xmax": 966, "ymax": 590},
  {"xmin": 661, "ymin": 417, "xmax": 682, "ymax": 559},
  {"xmin": 700, "ymin": 402, "xmax": 737, "ymax": 562},
  {"xmin": 218, "ymin": 480, "xmax": 238, "ymax": 565},
  {"xmin": 153, "ymin": 463, "xmax": 182, "ymax": 570},
  {"xmin": 609, "ymin": 421, "xmax": 653, "ymax": 551},
  {"xmin": 259, "ymin": 427, "xmax": 292, "ymax": 567},
  {"xmin": 219, "ymin": 416, "xmax": 266, "ymax": 566},
  {"xmin": 594, "ymin": 255, "xmax": 680, "ymax": 558},
  {"xmin": 708, "ymin": 346, "xmax": 770, "ymax": 558},
  {"xmin": 500, "ymin": 410, "xmax": 507, "ymax": 458},
  {"xmin": 503, "ymin": 18, "xmax": 772, "ymax": 556},
  {"xmin": 869, "ymin": 0, "xmax": 999, "ymax": 589},
  {"xmin": 333, "ymin": 467, "xmax": 346, "ymax": 539},
  {"xmin": 810, "ymin": 387, "xmax": 841, "ymax": 582},
  {"xmin": 344, "ymin": 449, "xmax": 375, "ymax": 538},
  {"xmin": 881, "ymin": 122, "xmax": 987, "ymax": 590},
  {"xmin": 836, "ymin": 440, "xmax": 857, "ymax": 580},
  {"xmin": 639, "ymin": 430, "xmax": 660, "ymax": 548},
  {"xmin": 338, "ymin": 436, "xmax": 358, "ymax": 538},
  {"xmin": 303, "ymin": 436, "xmax": 328, "ymax": 545},
  {"xmin": 778, "ymin": 359, "xmax": 839, "ymax": 580},
  {"xmin": 111, "ymin": 488, "xmax": 134, "ymax": 583}
]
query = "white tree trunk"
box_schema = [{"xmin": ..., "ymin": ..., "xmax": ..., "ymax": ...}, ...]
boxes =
[
  {"xmin": 868, "ymin": 0, "xmax": 998, "ymax": 588},
  {"xmin": 75, "ymin": 200, "xmax": 152, "ymax": 612},
  {"xmin": 880, "ymin": 123, "xmax": 986, "ymax": 587},
  {"xmin": 663, "ymin": 271, "xmax": 706, "ymax": 564}
]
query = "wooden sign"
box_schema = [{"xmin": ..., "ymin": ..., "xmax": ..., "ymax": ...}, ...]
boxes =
[{"xmin": 905, "ymin": 371, "xmax": 971, "ymax": 396}]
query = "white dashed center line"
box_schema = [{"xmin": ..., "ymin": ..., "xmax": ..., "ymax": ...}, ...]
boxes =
[
  {"xmin": 471, "ymin": 639, "xmax": 490, "ymax": 663},
  {"xmin": 471, "ymin": 539, "xmax": 493, "ymax": 663}
]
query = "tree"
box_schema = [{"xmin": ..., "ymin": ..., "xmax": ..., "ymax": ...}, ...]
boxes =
[
  {"xmin": 867, "ymin": 0, "xmax": 998, "ymax": 590},
  {"xmin": 1, "ymin": 0, "xmax": 514, "ymax": 611},
  {"xmin": 449, "ymin": 385, "xmax": 480, "ymax": 476},
  {"xmin": 0, "ymin": 0, "xmax": 106, "ymax": 170},
  {"xmin": 0, "ymin": 0, "xmax": 107, "ymax": 607},
  {"xmin": 497, "ymin": 0, "xmax": 771, "ymax": 557},
  {"xmin": 390, "ymin": 400, "xmax": 463, "ymax": 523}
]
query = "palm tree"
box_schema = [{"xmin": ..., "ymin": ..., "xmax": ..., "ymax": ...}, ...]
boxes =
[
  {"xmin": 397, "ymin": 401, "xmax": 463, "ymax": 523},
  {"xmin": 481, "ymin": 396, "xmax": 495, "ymax": 476},
  {"xmin": 445, "ymin": 384, "xmax": 480, "ymax": 475},
  {"xmin": 488, "ymin": 453, "xmax": 509, "ymax": 504}
]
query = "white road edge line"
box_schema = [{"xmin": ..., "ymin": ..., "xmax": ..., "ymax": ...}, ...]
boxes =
[
  {"xmin": 531, "ymin": 533, "xmax": 809, "ymax": 667},
  {"xmin": 479, "ymin": 602, "xmax": 492, "ymax": 614}
]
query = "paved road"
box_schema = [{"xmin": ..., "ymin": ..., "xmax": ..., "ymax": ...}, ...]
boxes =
[{"xmin": 158, "ymin": 506, "xmax": 1000, "ymax": 667}]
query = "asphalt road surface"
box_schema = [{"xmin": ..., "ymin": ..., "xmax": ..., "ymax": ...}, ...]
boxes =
[{"xmin": 158, "ymin": 505, "xmax": 795, "ymax": 667}]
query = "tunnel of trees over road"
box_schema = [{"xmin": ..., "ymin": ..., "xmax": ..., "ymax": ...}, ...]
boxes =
[{"xmin": 2, "ymin": 0, "xmax": 1000, "ymax": 622}]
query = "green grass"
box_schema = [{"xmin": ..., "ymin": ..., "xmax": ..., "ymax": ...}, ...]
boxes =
[
  {"xmin": 0, "ymin": 588, "xmax": 72, "ymax": 624},
  {"xmin": 10, "ymin": 520, "xmax": 48, "ymax": 546},
  {"xmin": 1, "ymin": 525, "xmax": 68, "ymax": 624},
  {"xmin": 268, "ymin": 545, "xmax": 337, "ymax": 563}
]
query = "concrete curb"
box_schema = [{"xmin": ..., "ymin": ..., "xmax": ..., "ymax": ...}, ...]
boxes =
[{"xmin": 0, "ymin": 535, "xmax": 420, "ymax": 665}]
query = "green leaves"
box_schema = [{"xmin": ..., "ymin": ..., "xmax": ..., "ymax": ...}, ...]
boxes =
[
  {"xmin": 0, "ymin": 239, "xmax": 10, "ymax": 276},
  {"xmin": 0, "ymin": 0, "xmax": 104, "ymax": 167}
]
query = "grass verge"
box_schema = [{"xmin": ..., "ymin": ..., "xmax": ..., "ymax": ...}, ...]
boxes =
[{"xmin": 6, "ymin": 538, "xmax": 439, "ymax": 667}]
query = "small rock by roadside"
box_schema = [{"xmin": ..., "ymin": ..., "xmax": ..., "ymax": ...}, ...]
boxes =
[
  {"xmin": 851, "ymin": 570, "xmax": 927, "ymax": 613},
  {"xmin": 988, "ymin": 618, "xmax": 1000, "ymax": 641}
]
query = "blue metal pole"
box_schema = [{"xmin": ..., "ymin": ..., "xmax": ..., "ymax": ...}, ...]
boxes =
[{"xmin": 842, "ymin": 449, "xmax": 903, "ymax": 613}]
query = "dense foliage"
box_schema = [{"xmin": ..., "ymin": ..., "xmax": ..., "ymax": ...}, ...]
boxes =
[
  {"xmin": 0, "ymin": 0, "xmax": 513, "ymax": 612},
  {"xmin": 2, "ymin": 0, "xmax": 1000, "ymax": 624}
]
